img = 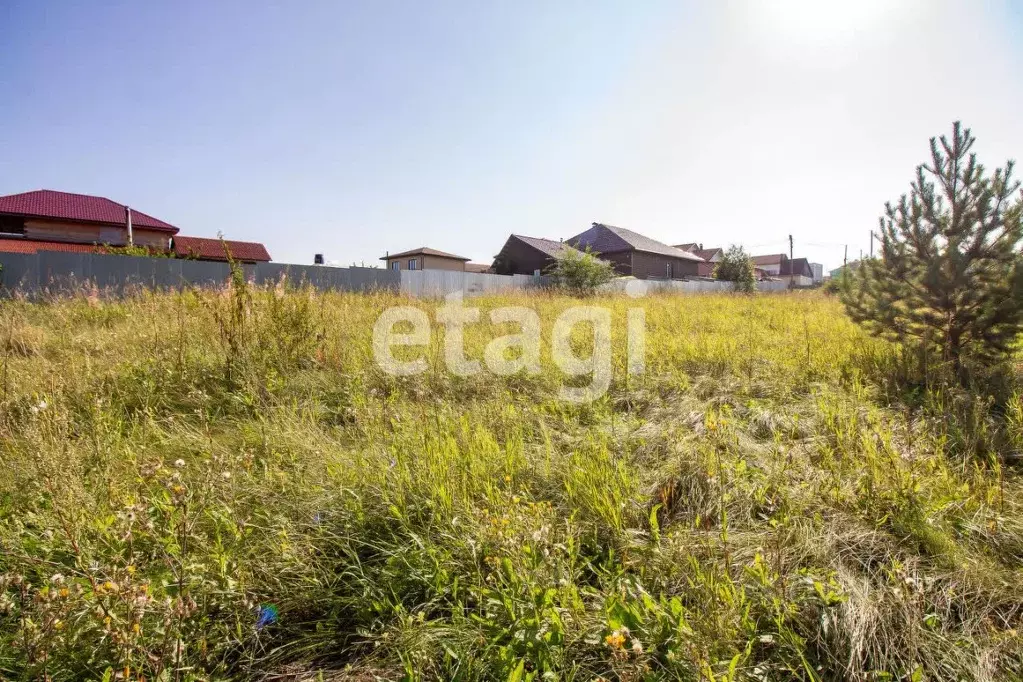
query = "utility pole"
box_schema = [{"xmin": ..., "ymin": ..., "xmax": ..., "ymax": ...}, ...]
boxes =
[
  {"xmin": 869, "ymin": 231, "xmax": 874, "ymax": 258},
  {"xmin": 844, "ymin": 244, "xmax": 848, "ymax": 267},
  {"xmin": 788, "ymin": 234, "xmax": 793, "ymax": 262}
]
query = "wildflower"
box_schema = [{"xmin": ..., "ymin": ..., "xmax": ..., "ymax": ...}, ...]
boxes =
[
  {"xmin": 631, "ymin": 639, "xmax": 644, "ymax": 655},
  {"xmin": 605, "ymin": 630, "xmax": 625, "ymax": 649},
  {"xmin": 256, "ymin": 604, "xmax": 279, "ymax": 631},
  {"xmin": 50, "ymin": 573, "xmax": 65, "ymax": 584},
  {"xmin": 222, "ymin": 471, "xmax": 231, "ymax": 480},
  {"xmin": 174, "ymin": 459, "xmax": 186, "ymax": 468},
  {"xmin": 37, "ymin": 400, "xmax": 48, "ymax": 411}
]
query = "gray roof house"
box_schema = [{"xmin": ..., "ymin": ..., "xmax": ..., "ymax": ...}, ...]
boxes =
[{"xmin": 567, "ymin": 223, "xmax": 703, "ymax": 280}]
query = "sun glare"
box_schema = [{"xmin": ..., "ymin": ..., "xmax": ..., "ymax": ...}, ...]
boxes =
[{"xmin": 740, "ymin": 0, "xmax": 912, "ymax": 48}]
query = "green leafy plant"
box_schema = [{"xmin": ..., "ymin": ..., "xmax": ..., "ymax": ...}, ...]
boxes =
[
  {"xmin": 714, "ymin": 244, "xmax": 756, "ymax": 293},
  {"xmin": 545, "ymin": 245, "xmax": 616, "ymax": 296}
]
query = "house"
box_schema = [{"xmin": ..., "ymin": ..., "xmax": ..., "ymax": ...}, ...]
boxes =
[
  {"xmin": 380, "ymin": 247, "xmax": 470, "ymax": 272},
  {"xmin": 752, "ymin": 253, "xmax": 788, "ymax": 276},
  {"xmin": 492, "ymin": 234, "xmax": 582, "ymax": 276},
  {"xmin": 465, "ymin": 262, "xmax": 494, "ymax": 274},
  {"xmin": 172, "ymin": 236, "xmax": 271, "ymax": 263},
  {"xmin": 0, "ymin": 189, "xmax": 177, "ymax": 250},
  {"xmin": 568, "ymin": 223, "xmax": 703, "ymax": 279},
  {"xmin": 676, "ymin": 243, "xmax": 723, "ymax": 277},
  {"xmin": 809, "ymin": 262, "xmax": 824, "ymax": 284},
  {"xmin": 0, "ymin": 189, "xmax": 272, "ymax": 262},
  {"xmin": 829, "ymin": 261, "xmax": 860, "ymax": 279},
  {"xmin": 777, "ymin": 257, "xmax": 815, "ymax": 287}
]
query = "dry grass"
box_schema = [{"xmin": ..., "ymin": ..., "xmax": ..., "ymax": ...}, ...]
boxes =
[{"xmin": 0, "ymin": 284, "xmax": 1021, "ymax": 681}]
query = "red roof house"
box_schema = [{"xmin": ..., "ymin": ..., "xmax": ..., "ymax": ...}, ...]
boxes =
[
  {"xmin": 0, "ymin": 189, "xmax": 271, "ymax": 263},
  {"xmin": 0, "ymin": 189, "xmax": 178, "ymax": 251},
  {"xmin": 173, "ymin": 236, "xmax": 271, "ymax": 263}
]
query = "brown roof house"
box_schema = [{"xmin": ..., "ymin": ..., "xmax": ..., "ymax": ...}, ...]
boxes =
[
  {"xmin": 676, "ymin": 243, "xmax": 723, "ymax": 277},
  {"xmin": 380, "ymin": 247, "xmax": 470, "ymax": 272},
  {"xmin": 492, "ymin": 234, "xmax": 582, "ymax": 276},
  {"xmin": 752, "ymin": 253, "xmax": 788, "ymax": 275},
  {"xmin": 569, "ymin": 223, "xmax": 703, "ymax": 280}
]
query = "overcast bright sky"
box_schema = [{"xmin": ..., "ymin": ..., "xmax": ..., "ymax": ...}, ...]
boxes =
[{"xmin": 2, "ymin": 0, "xmax": 1021, "ymax": 270}]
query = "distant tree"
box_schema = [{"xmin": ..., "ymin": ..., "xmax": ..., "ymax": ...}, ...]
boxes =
[
  {"xmin": 546, "ymin": 246, "xmax": 617, "ymax": 296},
  {"xmin": 842, "ymin": 121, "xmax": 1023, "ymax": 380},
  {"xmin": 713, "ymin": 245, "xmax": 756, "ymax": 293}
]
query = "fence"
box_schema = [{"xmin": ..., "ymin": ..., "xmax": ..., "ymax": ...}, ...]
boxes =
[
  {"xmin": 0, "ymin": 251, "xmax": 399, "ymax": 296},
  {"xmin": 601, "ymin": 278, "xmax": 790, "ymax": 294},
  {"xmin": 400, "ymin": 269, "xmax": 549, "ymax": 297},
  {"xmin": 0, "ymin": 251, "xmax": 794, "ymax": 298}
]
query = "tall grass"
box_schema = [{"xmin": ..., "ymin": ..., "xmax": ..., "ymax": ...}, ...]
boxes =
[{"xmin": 0, "ymin": 284, "xmax": 1021, "ymax": 681}]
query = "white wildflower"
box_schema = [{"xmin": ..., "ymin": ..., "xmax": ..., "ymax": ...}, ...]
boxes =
[{"xmin": 174, "ymin": 459, "xmax": 186, "ymax": 468}]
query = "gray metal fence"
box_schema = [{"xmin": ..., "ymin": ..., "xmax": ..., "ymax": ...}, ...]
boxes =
[
  {"xmin": 601, "ymin": 278, "xmax": 790, "ymax": 294},
  {"xmin": 400, "ymin": 269, "xmax": 549, "ymax": 297},
  {"xmin": 0, "ymin": 251, "xmax": 795, "ymax": 298},
  {"xmin": 0, "ymin": 252, "xmax": 400, "ymax": 296}
]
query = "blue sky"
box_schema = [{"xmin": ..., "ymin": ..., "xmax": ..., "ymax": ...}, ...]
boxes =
[{"xmin": 2, "ymin": 1, "xmax": 1021, "ymax": 269}]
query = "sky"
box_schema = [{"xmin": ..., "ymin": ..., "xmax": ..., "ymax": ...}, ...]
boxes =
[{"xmin": 1, "ymin": 0, "xmax": 1021, "ymax": 271}]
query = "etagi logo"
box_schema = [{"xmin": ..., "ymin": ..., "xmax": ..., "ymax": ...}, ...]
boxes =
[{"xmin": 372, "ymin": 282, "xmax": 648, "ymax": 402}]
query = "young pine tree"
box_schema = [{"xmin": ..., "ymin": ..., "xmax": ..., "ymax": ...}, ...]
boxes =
[
  {"xmin": 842, "ymin": 122, "xmax": 1023, "ymax": 380},
  {"xmin": 713, "ymin": 245, "xmax": 757, "ymax": 293}
]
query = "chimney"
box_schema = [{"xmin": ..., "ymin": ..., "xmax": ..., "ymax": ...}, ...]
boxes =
[
  {"xmin": 699, "ymin": 243, "xmax": 703, "ymax": 250},
  {"xmin": 314, "ymin": 253, "xmax": 324, "ymax": 265},
  {"xmin": 125, "ymin": 206, "xmax": 133, "ymax": 246}
]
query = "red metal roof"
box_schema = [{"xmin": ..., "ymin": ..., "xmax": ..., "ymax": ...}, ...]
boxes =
[
  {"xmin": 0, "ymin": 190, "xmax": 178, "ymax": 233},
  {"xmin": 173, "ymin": 236, "xmax": 271, "ymax": 263}
]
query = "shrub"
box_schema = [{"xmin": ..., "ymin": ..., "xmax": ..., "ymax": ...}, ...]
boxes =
[
  {"xmin": 713, "ymin": 244, "xmax": 756, "ymax": 293},
  {"xmin": 546, "ymin": 246, "xmax": 616, "ymax": 295}
]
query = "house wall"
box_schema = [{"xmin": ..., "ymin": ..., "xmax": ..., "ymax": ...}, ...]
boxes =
[
  {"xmin": 758, "ymin": 262, "xmax": 782, "ymax": 275},
  {"xmin": 493, "ymin": 239, "xmax": 551, "ymax": 276},
  {"xmin": 697, "ymin": 262, "xmax": 716, "ymax": 277},
  {"xmin": 24, "ymin": 219, "xmax": 170, "ymax": 249},
  {"xmin": 596, "ymin": 251, "xmax": 633, "ymax": 277},
  {"xmin": 384, "ymin": 255, "xmax": 466, "ymax": 272},
  {"xmin": 629, "ymin": 251, "xmax": 700, "ymax": 280},
  {"xmin": 423, "ymin": 255, "xmax": 466, "ymax": 272}
]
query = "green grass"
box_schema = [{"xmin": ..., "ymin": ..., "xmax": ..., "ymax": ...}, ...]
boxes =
[{"xmin": 0, "ymin": 285, "xmax": 1021, "ymax": 681}]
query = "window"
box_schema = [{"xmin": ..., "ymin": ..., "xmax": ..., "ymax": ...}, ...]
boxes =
[
  {"xmin": 0, "ymin": 215, "xmax": 25, "ymax": 234},
  {"xmin": 666, "ymin": 262, "xmax": 673, "ymax": 279},
  {"xmin": 391, "ymin": 261, "xmax": 400, "ymax": 271},
  {"xmin": 408, "ymin": 258, "xmax": 419, "ymax": 270}
]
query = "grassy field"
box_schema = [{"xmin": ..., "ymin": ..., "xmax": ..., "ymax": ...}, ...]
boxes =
[{"xmin": 1, "ymin": 284, "xmax": 1021, "ymax": 681}]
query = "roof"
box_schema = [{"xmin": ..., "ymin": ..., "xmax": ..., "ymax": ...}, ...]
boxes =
[
  {"xmin": 694, "ymin": 247, "xmax": 722, "ymax": 261},
  {"xmin": 0, "ymin": 190, "xmax": 179, "ymax": 233},
  {"xmin": 778, "ymin": 257, "xmax": 813, "ymax": 278},
  {"xmin": 569, "ymin": 223, "xmax": 703, "ymax": 261},
  {"xmin": 675, "ymin": 242, "xmax": 700, "ymax": 252},
  {"xmin": 510, "ymin": 234, "xmax": 582, "ymax": 259},
  {"xmin": 380, "ymin": 247, "xmax": 470, "ymax": 261},
  {"xmin": 465, "ymin": 262, "xmax": 493, "ymax": 273},
  {"xmin": 173, "ymin": 236, "xmax": 271, "ymax": 262},
  {"xmin": 753, "ymin": 253, "xmax": 787, "ymax": 266},
  {"xmin": 0, "ymin": 238, "xmax": 111, "ymax": 255}
]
